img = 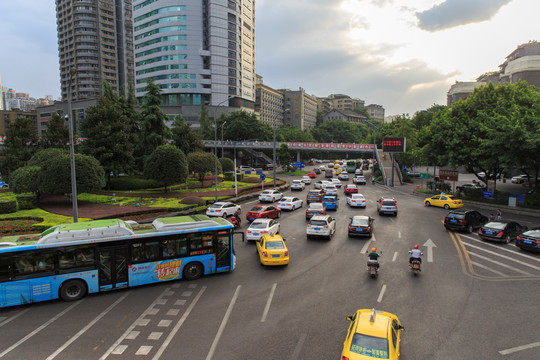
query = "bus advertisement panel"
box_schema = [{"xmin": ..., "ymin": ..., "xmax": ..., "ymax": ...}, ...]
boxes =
[
  {"xmin": 0, "ymin": 215, "xmax": 238, "ymax": 308},
  {"xmin": 346, "ymin": 160, "xmax": 357, "ymax": 173}
]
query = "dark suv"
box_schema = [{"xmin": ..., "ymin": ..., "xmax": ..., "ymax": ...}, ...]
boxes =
[
  {"xmin": 306, "ymin": 189, "xmax": 325, "ymax": 204},
  {"xmin": 444, "ymin": 210, "xmax": 488, "ymax": 233}
]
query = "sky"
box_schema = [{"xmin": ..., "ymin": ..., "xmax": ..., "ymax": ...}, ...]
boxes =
[{"xmin": 0, "ymin": 0, "xmax": 538, "ymax": 116}]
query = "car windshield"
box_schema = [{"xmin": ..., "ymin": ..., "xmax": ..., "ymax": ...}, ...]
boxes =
[
  {"xmin": 351, "ymin": 218, "xmax": 369, "ymax": 226},
  {"xmin": 382, "ymin": 201, "xmax": 395, "ymax": 206},
  {"xmin": 209, "ymin": 203, "xmax": 223, "ymax": 208},
  {"xmin": 446, "ymin": 213, "xmax": 465, "ymax": 219},
  {"xmin": 293, "ymin": 180, "xmax": 301, "ymax": 184},
  {"xmin": 249, "ymin": 222, "xmax": 268, "ymax": 229},
  {"xmin": 250, "ymin": 206, "xmax": 264, "ymax": 212},
  {"xmin": 523, "ymin": 230, "xmax": 540, "ymax": 237},
  {"xmin": 324, "ymin": 197, "xmax": 336, "ymax": 201},
  {"xmin": 310, "ymin": 220, "xmax": 327, "ymax": 226},
  {"xmin": 309, "ymin": 204, "xmax": 324, "ymax": 210},
  {"xmin": 352, "ymin": 195, "xmax": 364, "ymax": 199},
  {"xmin": 265, "ymin": 241, "xmax": 285, "ymax": 250},
  {"xmin": 350, "ymin": 333, "xmax": 389, "ymax": 359},
  {"xmin": 281, "ymin": 197, "xmax": 294, "ymax": 202}
]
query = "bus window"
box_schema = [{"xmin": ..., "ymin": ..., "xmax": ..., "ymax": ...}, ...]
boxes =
[
  {"xmin": 131, "ymin": 240, "xmax": 159, "ymax": 262},
  {"xmin": 36, "ymin": 253, "xmax": 55, "ymax": 272},
  {"xmin": 189, "ymin": 234, "xmax": 214, "ymax": 255},
  {"xmin": 15, "ymin": 255, "xmax": 35, "ymax": 274},
  {"xmin": 0, "ymin": 258, "xmax": 11, "ymax": 282},
  {"xmin": 162, "ymin": 238, "xmax": 188, "ymax": 258}
]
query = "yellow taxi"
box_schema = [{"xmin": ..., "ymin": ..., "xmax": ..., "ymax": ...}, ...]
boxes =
[
  {"xmin": 334, "ymin": 163, "xmax": 340, "ymax": 169},
  {"xmin": 256, "ymin": 234, "xmax": 289, "ymax": 266},
  {"xmin": 336, "ymin": 168, "xmax": 342, "ymax": 175},
  {"xmin": 423, "ymin": 193, "xmax": 463, "ymax": 209},
  {"xmin": 341, "ymin": 308, "xmax": 404, "ymax": 360}
]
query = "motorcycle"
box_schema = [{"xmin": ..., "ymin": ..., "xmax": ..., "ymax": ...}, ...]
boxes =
[
  {"xmin": 409, "ymin": 259, "xmax": 421, "ymax": 275},
  {"xmin": 367, "ymin": 260, "xmax": 379, "ymax": 278},
  {"xmin": 230, "ymin": 215, "xmax": 241, "ymax": 229}
]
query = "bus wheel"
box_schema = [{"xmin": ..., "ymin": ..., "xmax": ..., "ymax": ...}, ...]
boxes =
[
  {"xmin": 60, "ymin": 279, "xmax": 86, "ymax": 301},
  {"xmin": 183, "ymin": 262, "xmax": 203, "ymax": 280}
]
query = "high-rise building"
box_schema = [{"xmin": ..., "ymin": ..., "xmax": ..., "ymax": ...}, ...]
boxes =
[
  {"xmin": 132, "ymin": 0, "xmax": 256, "ymax": 108},
  {"xmin": 55, "ymin": 0, "xmax": 135, "ymax": 101}
]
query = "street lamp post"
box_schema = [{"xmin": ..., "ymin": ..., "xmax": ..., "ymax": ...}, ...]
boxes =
[
  {"xmin": 221, "ymin": 121, "xmax": 227, "ymax": 158},
  {"xmin": 213, "ymin": 97, "xmax": 233, "ymax": 202},
  {"xmin": 273, "ymin": 118, "xmax": 276, "ymax": 188},
  {"xmin": 67, "ymin": 68, "xmax": 78, "ymax": 222}
]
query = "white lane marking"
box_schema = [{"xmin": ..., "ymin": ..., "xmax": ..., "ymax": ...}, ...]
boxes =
[
  {"xmin": 377, "ymin": 284, "xmax": 387, "ymax": 303},
  {"xmin": 152, "ymin": 286, "xmax": 206, "ymax": 360},
  {"xmin": 126, "ymin": 331, "xmax": 140, "ymax": 340},
  {"xmin": 461, "ymin": 234, "xmax": 540, "ymax": 263},
  {"xmin": 148, "ymin": 332, "xmax": 163, "ymax": 341},
  {"xmin": 0, "ymin": 309, "xmax": 30, "ymax": 329},
  {"xmin": 290, "ymin": 333, "xmax": 307, "ymax": 360},
  {"xmin": 136, "ymin": 345, "xmax": 152, "ymax": 355},
  {"xmin": 499, "ymin": 341, "xmax": 540, "ymax": 355},
  {"xmin": 470, "ymin": 262, "xmax": 508, "ymax": 277},
  {"xmin": 0, "ymin": 301, "xmax": 82, "ymax": 358},
  {"xmin": 261, "ymin": 283, "xmax": 277, "ymax": 322},
  {"xmin": 466, "ymin": 251, "xmax": 532, "ymax": 275},
  {"xmin": 361, "ymin": 240, "xmax": 372, "ymax": 254},
  {"xmin": 205, "ymin": 285, "xmax": 241, "ymax": 360},
  {"xmin": 462, "ymin": 241, "xmax": 540, "ymax": 270},
  {"xmin": 47, "ymin": 292, "xmax": 130, "ymax": 360},
  {"xmin": 392, "ymin": 252, "xmax": 398, "ymax": 262},
  {"xmin": 398, "ymin": 231, "xmax": 401, "ymax": 238},
  {"xmin": 157, "ymin": 319, "xmax": 172, "ymax": 327},
  {"xmin": 100, "ymin": 287, "xmax": 173, "ymax": 360},
  {"xmin": 111, "ymin": 345, "xmax": 127, "ymax": 355}
]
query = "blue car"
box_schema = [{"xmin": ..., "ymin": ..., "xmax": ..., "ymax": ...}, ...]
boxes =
[{"xmin": 323, "ymin": 195, "xmax": 338, "ymax": 211}]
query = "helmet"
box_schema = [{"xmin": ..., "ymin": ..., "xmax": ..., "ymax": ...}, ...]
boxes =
[
  {"xmin": 371, "ymin": 247, "xmax": 377, "ymax": 252},
  {"xmin": 414, "ymin": 244, "xmax": 419, "ymax": 249}
]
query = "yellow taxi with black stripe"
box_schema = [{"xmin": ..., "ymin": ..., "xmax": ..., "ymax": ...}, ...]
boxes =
[
  {"xmin": 256, "ymin": 233, "xmax": 289, "ymax": 266},
  {"xmin": 341, "ymin": 308, "xmax": 404, "ymax": 360}
]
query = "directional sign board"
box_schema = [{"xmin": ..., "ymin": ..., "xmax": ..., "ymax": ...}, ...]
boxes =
[
  {"xmin": 439, "ymin": 169, "xmax": 459, "ymax": 181},
  {"xmin": 292, "ymin": 162, "xmax": 305, "ymax": 168},
  {"xmin": 260, "ymin": 174, "xmax": 266, "ymax": 181}
]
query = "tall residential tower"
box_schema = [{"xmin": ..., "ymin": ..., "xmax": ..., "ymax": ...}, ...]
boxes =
[
  {"xmin": 133, "ymin": 0, "xmax": 256, "ymax": 108},
  {"xmin": 55, "ymin": 0, "xmax": 135, "ymax": 101}
]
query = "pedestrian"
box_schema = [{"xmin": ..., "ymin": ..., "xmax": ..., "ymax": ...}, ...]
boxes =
[
  {"xmin": 496, "ymin": 209, "xmax": 502, "ymax": 221},
  {"xmin": 488, "ymin": 213, "xmax": 495, "ymax": 221}
]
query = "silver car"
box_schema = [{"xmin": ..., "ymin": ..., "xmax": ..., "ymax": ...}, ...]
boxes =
[{"xmin": 306, "ymin": 215, "xmax": 336, "ymax": 240}]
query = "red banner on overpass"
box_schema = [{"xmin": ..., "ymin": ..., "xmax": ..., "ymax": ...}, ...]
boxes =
[{"xmin": 286, "ymin": 142, "xmax": 374, "ymax": 150}]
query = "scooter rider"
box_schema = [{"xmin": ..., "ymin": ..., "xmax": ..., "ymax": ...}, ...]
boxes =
[
  {"xmin": 233, "ymin": 209, "xmax": 242, "ymax": 228},
  {"xmin": 367, "ymin": 247, "xmax": 380, "ymax": 269},
  {"xmin": 409, "ymin": 245, "xmax": 423, "ymax": 264}
]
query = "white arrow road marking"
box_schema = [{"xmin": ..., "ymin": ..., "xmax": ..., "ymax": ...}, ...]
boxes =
[
  {"xmin": 423, "ymin": 238, "xmax": 437, "ymax": 262},
  {"xmin": 499, "ymin": 341, "xmax": 540, "ymax": 355}
]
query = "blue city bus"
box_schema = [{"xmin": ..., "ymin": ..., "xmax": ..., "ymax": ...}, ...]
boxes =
[
  {"xmin": 346, "ymin": 160, "xmax": 358, "ymax": 173},
  {"xmin": 0, "ymin": 215, "xmax": 238, "ymax": 308}
]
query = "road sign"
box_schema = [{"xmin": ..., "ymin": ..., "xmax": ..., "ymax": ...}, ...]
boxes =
[
  {"xmin": 382, "ymin": 137, "xmax": 406, "ymax": 152},
  {"xmin": 292, "ymin": 161, "xmax": 304, "ymax": 168},
  {"xmin": 420, "ymin": 173, "xmax": 430, "ymax": 179},
  {"xmin": 260, "ymin": 174, "xmax": 266, "ymax": 181},
  {"xmin": 439, "ymin": 169, "xmax": 459, "ymax": 181}
]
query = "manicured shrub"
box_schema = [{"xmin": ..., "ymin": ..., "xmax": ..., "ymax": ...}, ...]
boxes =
[{"xmin": 179, "ymin": 196, "xmax": 207, "ymax": 206}]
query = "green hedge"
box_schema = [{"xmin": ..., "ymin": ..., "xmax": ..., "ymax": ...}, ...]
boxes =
[
  {"xmin": 224, "ymin": 172, "xmax": 244, "ymax": 181},
  {"xmin": 108, "ymin": 176, "xmax": 163, "ymax": 190},
  {"xmin": 0, "ymin": 200, "xmax": 18, "ymax": 214},
  {"xmin": 16, "ymin": 194, "xmax": 37, "ymax": 210}
]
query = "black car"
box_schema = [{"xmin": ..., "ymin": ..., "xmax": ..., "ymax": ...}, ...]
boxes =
[
  {"xmin": 348, "ymin": 215, "xmax": 374, "ymax": 238},
  {"xmin": 515, "ymin": 229, "xmax": 540, "ymax": 252},
  {"xmin": 478, "ymin": 221, "xmax": 528, "ymax": 243},
  {"xmin": 444, "ymin": 210, "xmax": 489, "ymax": 233},
  {"xmin": 313, "ymin": 168, "xmax": 321, "ymax": 174}
]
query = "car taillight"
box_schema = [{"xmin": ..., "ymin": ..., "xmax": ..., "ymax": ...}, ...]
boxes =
[
  {"xmin": 216, "ymin": 209, "xmax": 222, "ymax": 212},
  {"xmin": 284, "ymin": 251, "xmax": 289, "ymax": 256},
  {"xmin": 366, "ymin": 227, "xmax": 371, "ymax": 231},
  {"xmin": 535, "ymin": 240, "xmax": 540, "ymax": 245},
  {"xmin": 286, "ymin": 203, "xmax": 291, "ymax": 206},
  {"xmin": 444, "ymin": 217, "xmax": 449, "ymax": 221},
  {"xmin": 324, "ymin": 225, "xmax": 329, "ymax": 228},
  {"xmin": 394, "ymin": 201, "xmax": 397, "ymax": 206},
  {"xmin": 261, "ymin": 230, "xmax": 268, "ymax": 234},
  {"xmin": 497, "ymin": 232, "xmax": 504, "ymax": 237},
  {"xmin": 262, "ymin": 251, "xmax": 268, "ymax": 257},
  {"xmin": 246, "ymin": 230, "xmax": 251, "ymax": 234},
  {"xmin": 459, "ymin": 220, "xmax": 467, "ymax": 224},
  {"xmin": 516, "ymin": 236, "xmax": 522, "ymax": 241},
  {"xmin": 342, "ymin": 356, "xmax": 350, "ymax": 360},
  {"xmin": 478, "ymin": 228, "xmax": 483, "ymax": 234},
  {"xmin": 307, "ymin": 224, "xmax": 311, "ymax": 227},
  {"xmin": 348, "ymin": 226, "xmax": 354, "ymax": 230}
]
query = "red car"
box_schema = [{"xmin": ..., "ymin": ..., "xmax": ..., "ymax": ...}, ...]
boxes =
[
  {"xmin": 307, "ymin": 171, "xmax": 317, "ymax": 178},
  {"xmin": 344, "ymin": 184, "xmax": 358, "ymax": 195},
  {"xmin": 246, "ymin": 205, "xmax": 282, "ymax": 221}
]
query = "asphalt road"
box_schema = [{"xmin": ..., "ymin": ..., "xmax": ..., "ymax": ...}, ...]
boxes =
[{"xmin": 1, "ymin": 171, "xmax": 539, "ymax": 360}]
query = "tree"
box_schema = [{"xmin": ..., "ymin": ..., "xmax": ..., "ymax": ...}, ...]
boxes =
[
  {"xmin": 10, "ymin": 166, "xmax": 40, "ymax": 195},
  {"xmin": 219, "ymin": 157, "xmax": 235, "ymax": 172},
  {"xmin": 40, "ymin": 112, "xmax": 69, "ymax": 149},
  {"xmin": 187, "ymin": 151, "xmax": 222, "ymax": 187},
  {"xmin": 171, "ymin": 114, "xmax": 204, "ymax": 155},
  {"xmin": 0, "ymin": 117, "xmax": 39, "ymax": 178},
  {"xmin": 81, "ymin": 82, "xmax": 138, "ymax": 187},
  {"xmin": 198, "ymin": 103, "xmax": 213, "ymax": 140},
  {"xmin": 310, "ymin": 119, "xmax": 363, "ymax": 143},
  {"xmin": 143, "ymin": 145, "xmax": 188, "ymax": 192},
  {"xmin": 135, "ymin": 81, "xmax": 170, "ymax": 166},
  {"xmin": 276, "ymin": 125, "xmax": 314, "ymax": 142},
  {"xmin": 222, "ymin": 111, "xmax": 272, "ymax": 141},
  {"xmin": 38, "ymin": 153, "xmax": 105, "ymax": 195},
  {"xmin": 277, "ymin": 143, "xmax": 291, "ymax": 168}
]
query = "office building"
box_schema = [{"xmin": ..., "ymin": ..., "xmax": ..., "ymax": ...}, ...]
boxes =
[{"xmin": 132, "ymin": 0, "xmax": 256, "ymax": 110}]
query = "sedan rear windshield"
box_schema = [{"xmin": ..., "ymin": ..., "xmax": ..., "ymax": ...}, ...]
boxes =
[
  {"xmin": 382, "ymin": 201, "xmax": 395, "ymax": 206},
  {"xmin": 310, "ymin": 220, "xmax": 328, "ymax": 226},
  {"xmin": 446, "ymin": 213, "xmax": 465, "ymax": 219},
  {"xmin": 249, "ymin": 222, "xmax": 268, "ymax": 229},
  {"xmin": 351, "ymin": 218, "xmax": 369, "ymax": 226}
]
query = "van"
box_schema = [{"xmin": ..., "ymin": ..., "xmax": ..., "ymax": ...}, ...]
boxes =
[{"xmin": 325, "ymin": 169, "xmax": 333, "ymax": 178}]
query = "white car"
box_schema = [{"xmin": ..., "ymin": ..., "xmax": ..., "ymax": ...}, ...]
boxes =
[
  {"xmin": 259, "ymin": 189, "xmax": 283, "ymax": 202},
  {"xmin": 511, "ymin": 174, "xmax": 533, "ymax": 184},
  {"xmin": 347, "ymin": 194, "xmax": 367, "ymax": 208},
  {"xmin": 338, "ymin": 173, "xmax": 349, "ymax": 181},
  {"xmin": 301, "ymin": 176, "xmax": 312, "ymax": 184},
  {"xmin": 290, "ymin": 179, "xmax": 305, "ymax": 191},
  {"xmin": 245, "ymin": 218, "xmax": 280, "ymax": 241},
  {"xmin": 206, "ymin": 201, "xmax": 241, "ymax": 217},
  {"xmin": 306, "ymin": 215, "xmax": 336, "ymax": 240},
  {"xmin": 315, "ymin": 180, "xmax": 332, "ymax": 189},
  {"xmin": 277, "ymin": 196, "xmax": 304, "ymax": 211},
  {"xmin": 353, "ymin": 176, "xmax": 366, "ymax": 185},
  {"xmin": 330, "ymin": 178, "xmax": 342, "ymax": 188},
  {"xmin": 324, "ymin": 184, "xmax": 338, "ymax": 196},
  {"xmin": 239, "ymin": 165, "xmax": 255, "ymax": 172}
]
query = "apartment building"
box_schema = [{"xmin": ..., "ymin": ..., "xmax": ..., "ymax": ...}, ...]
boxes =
[{"xmin": 282, "ymin": 88, "xmax": 317, "ymax": 130}]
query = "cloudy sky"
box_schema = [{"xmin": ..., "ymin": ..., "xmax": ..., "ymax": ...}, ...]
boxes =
[{"xmin": 0, "ymin": 0, "xmax": 538, "ymax": 116}]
